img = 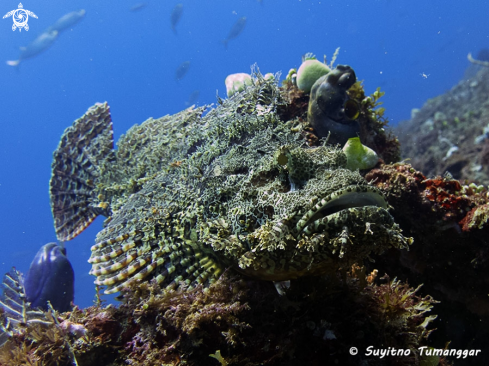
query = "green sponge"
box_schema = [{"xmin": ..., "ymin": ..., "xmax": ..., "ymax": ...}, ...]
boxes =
[
  {"xmin": 343, "ymin": 137, "xmax": 378, "ymax": 170},
  {"xmin": 296, "ymin": 59, "xmax": 330, "ymax": 93}
]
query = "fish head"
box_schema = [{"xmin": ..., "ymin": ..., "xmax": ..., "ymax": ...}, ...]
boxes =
[{"xmin": 198, "ymin": 104, "xmax": 411, "ymax": 281}]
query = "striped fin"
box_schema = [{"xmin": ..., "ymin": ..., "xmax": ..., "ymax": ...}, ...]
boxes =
[
  {"xmin": 89, "ymin": 178, "xmax": 223, "ymax": 294},
  {"xmin": 91, "ymin": 234, "xmax": 223, "ymax": 294},
  {"xmin": 0, "ymin": 268, "xmax": 52, "ymax": 347},
  {"xmin": 50, "ymin": 102, "xmax": 114, "ymax": 241}
]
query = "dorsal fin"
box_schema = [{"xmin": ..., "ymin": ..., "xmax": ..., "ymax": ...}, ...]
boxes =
[{"xmin": 50, "ymin": 102, "xmax": 114, "ymax": 241}]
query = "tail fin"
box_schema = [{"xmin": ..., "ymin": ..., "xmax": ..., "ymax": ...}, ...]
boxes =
[
  {"xmin": 50, "ymin": 102, "xmax": 114, "ymax": 241},
  {"xmin": 221, "ymin": 39, "xmax": 228, "ymax": 50},
  {"xmin": 6, "ymin": 60, "xmax": 19, "ymax": 67}
]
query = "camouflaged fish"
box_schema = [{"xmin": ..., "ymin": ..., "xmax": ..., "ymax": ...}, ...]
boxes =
[{"xmin": 50, "ymin": 67, "xmax": 412, "ymax": 295}]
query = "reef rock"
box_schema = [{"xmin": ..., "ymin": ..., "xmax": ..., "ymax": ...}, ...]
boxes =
[{"xmin": 396, "ymin": 65, "xmax": 489, "ymax": 185}]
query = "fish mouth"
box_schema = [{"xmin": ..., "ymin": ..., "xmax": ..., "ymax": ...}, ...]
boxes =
[
  {"xmin": 294, "ymin": 185, "xmax": 388, "ymax": 236},
  {"xmin": 234, "ymin": 185, "xmax": 392, "ymax": 282}
]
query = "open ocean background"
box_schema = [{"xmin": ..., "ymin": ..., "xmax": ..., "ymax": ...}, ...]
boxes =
[{"xmin": 0, "ymin": 0, "xmax": 487, "ymax": 308}]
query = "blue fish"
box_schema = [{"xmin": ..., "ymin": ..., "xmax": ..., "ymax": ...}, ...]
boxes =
[
  {"xmin": 24, "ymin": 243, "xmax": 74, "ymax": 312},
  {"xmin": 171, "ymin": 4, "xmax": 183, "ymax": 34},
  {"xmin": 175, "ymin": 61, "xmax": 191, "ymax": 80},
  {"xmin": 185, "ymin": 90, "xmax": 200, "ymax": 106},
  {"xmin": 222, "ymin": 17, "xmax": 246, "ymax": 49}
]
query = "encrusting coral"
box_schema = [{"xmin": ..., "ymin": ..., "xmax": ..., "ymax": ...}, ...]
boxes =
[
  {"xmin": 0, "ymin": 270, "xmax": 440, "ymax": 366},
  {"xmin": 365, "ymin": 163, "xmax": 489, "ymax": 360},
  {"xmin": 396, "ymin": 64, "xmax": 489, "ymax": 185}
]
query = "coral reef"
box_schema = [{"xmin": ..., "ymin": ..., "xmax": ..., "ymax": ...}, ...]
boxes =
[
  {"xmin": 296, "ymin": 57, "xmax": 330, "ymax": 92},
  {"xmin": 0, "ymin": 271, "xmax": 440, "ymax": 366},
  {"xmin": 9, "ymin": 57, "xmax": 489, "ymax": 365},
  {"xmin": 396, "ymin": 66, "xmax": 489, "ymax": 185},
  {"xmin": 365, "ymin": 163, "xmax": 489, "ymax": 363},
  {"xmin": 224, "ymin": 73, "xmax": 252, "ymax": 97}
]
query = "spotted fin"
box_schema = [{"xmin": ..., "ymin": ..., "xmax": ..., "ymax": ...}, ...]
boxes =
[
  {"xmin": 0, "ymin": 268, "xmax": 52, "ymax": 347},
  {"xmin": 50, "ymin": 102, "xmax": 115, "ymax": 241}
]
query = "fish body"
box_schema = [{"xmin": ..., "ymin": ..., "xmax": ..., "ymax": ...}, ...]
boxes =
[
  {"xmin": 50, "ymin": 69, "xmax": 411, "ymax": 295},
  {"xmin": 24, "ymin": 243, "xmax": 74, "ymax": 312},
  {"xmin": 7, "ymin": 29, "xmax": 58, "ymax": 66},
  {"xmin": 175, "ymin": 61, "xmax": 191, "ymax": 80},
  {"xmin": 171, "ymin": 4, "xmax": 183, "ymax": 34},
  {"xmin": 223, "ymin": 16, "xmax": 246, "ymax": 49},
  {"xmin": 45, "ymin": 9, "xmax": 86, "ymax": 34},
  {"xmin": 185, "ymin": 90, "xmax": 200, "ymax": 106}
]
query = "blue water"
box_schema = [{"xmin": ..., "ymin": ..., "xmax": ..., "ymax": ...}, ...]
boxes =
[{"xmin": 0, "ymin": 0, "xmax": 487, "ymax": 308}]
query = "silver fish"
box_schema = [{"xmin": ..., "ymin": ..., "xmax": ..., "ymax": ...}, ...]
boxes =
[
  {"xmin": 7, "ymin": 29, "xmax": 58, "ymax": 67},
  {"xmin": 171, "ymin": 4, "xmax": 183, "ymax": 34},
  {"xmin": 45, "ymin": 9, "xmax": 86, "ymax": 34},
  {"xmin": 222, "ymin": 16, "xmax": 246, "ymax": 49}
]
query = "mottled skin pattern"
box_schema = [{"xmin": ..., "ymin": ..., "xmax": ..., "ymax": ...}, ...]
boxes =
[{"xmin": 50, "ymin": 71, "xmax": 412, "ymax": 294}]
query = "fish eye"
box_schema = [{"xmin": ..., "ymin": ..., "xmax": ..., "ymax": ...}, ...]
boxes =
[{"xmin": 344, "ymin": 99, "xmax": 359, "ymax": 119}]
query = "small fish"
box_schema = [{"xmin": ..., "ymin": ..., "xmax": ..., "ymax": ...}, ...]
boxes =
[
  {"xmin": 45, "ymin": 9, "xmax": 86, "ymax": 34},
  {"xmin": 222, "ymin": 16, "xmax": 246, "ymax": 49},
  {"xmin": 24, "ymin": 243, "xmax": 74, "ymax": 312},
  {"xmin": 6, "ymin": 29, "xmax": 58, "ymax": 67},
  {"xmin": 171, "ymin": 4, "xmax": 183, "ymax": 34},
  {"xmin": 130, "ymin": 3, "xmax": 147, "ymax": 12},
  {"xmin": 175, "ymin": 61, "xmax": 191, "ymax": 80},
  {"xmin": 185, "ymin": 90, "xmax": 200, "ymax": 106}
]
